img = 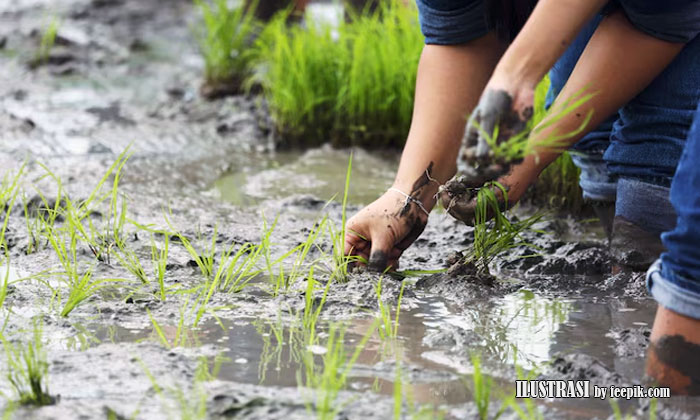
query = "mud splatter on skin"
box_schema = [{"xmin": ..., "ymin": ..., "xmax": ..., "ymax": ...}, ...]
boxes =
[
  {"xmin": 398, "ymin": 161, "xmax": 434, "ymax": 217},
  {"xmin": 649, "ymin": 335, "xmax": 700, "ymax": 394},
  {"xmin": 367, "ymin": 162, "xmax": 433, "ymax": 271}
]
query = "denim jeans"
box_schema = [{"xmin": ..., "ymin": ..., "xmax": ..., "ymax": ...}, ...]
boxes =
[
  {"xmin": 647, "ymin": 101, "xmax": 700, "ymax": 319},
  {"xmin": 546, "ymin": 13, "xmax": 700, "ymax": 235}
]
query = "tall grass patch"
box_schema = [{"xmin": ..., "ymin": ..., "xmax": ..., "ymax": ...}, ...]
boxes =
[
  {"xmin": 252, "ymin": 0, "xmax": 422, "ymax": 147},
  {"xmin": 194, "ymin": 0, "xmax": 260, "ymax": 98}
]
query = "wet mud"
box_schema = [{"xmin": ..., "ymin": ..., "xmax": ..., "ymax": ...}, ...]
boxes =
[{"xmin": 1, "ymin": 1, "xmax": 699, "ymax": 419}]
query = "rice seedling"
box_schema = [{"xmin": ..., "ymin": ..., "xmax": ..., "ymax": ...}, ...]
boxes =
[
  {"xmin": 299, "ymin": 319, "xmax": 379, "ymax": 419},
  {"xmin": 1, "ymin": 320, "xmax": 54, "ymax": 406},
  {"xmin": 472, "ymin": 88, "xmax": 594, "ymax": 167},
  {"xmin": 218, "ymin": 241, "xmax": 263, "ymax": 293},
  {"xmin": 467, "ymin": 182, "xmax": 542, "ymax": 274},
  {"xmin": 0, "ymin": 259, "xmax": 9, "ymax": 313},
  {"xmin": 31, "ymin": 16, "xmax": 59, "ymax": 67},
  {"xmin": 332, "ymin": 0, "xmax": 422, "ymax": 147},
  {"xmin": 42, "ymin": 219, "xmax": 123, "ymax": 317},
  {"xmin": 36, "ymin": 147, "xmax": 132, "ymax": 265},
  {"xmin": 193, "ymin": 0, "xmax": 260, "ymax": 98},
  {"xmin": 301, "ymin": 266, "xmax": 332, "ymax": 344},
  {"xmin": 148, "ymin": 299, "xmax": 197, "ymax": 349},
  {"xmin": 0, "ymin": 167, "xmax": 24, "ymax": 256},
  {"xmin": 172, "ymin": 225, "xmax": 218, "ymax": 280},
  {"xmin": 153, "ymin": 234, "xmax": 169, "ymax": 300},
  {"xmin": 469, "ymin": 354, "xmax": 496, "ymax": 420},
  {"xmin": 23, "ymin": 199, "xmax": 44, "ymax": 255},
  {"xmin": 286, "ymin": 217, "xmax": 327, "ymax": 288},
  {"xmin": 327, "ymin": 153, "xmax": 363, "ymax": 282},
  {"xmin": 521, "ymin": 77, "xmax": 584, "ymax": 211},
  {"xmin": 251, "ymin": 0, "xmax": 422, "ymax": 147},
  {"xmin": 114, "ymin": 239, "xmax": 149, "ymax": 284},
  {"xmin": 191, "ymin": 239, "xmax": 250, "ymax": 326},
  {"xmin": 531, "ymin": 152, "xmax": 584, "ymax": 211},
  {"xmin": 194, "ymin": 353, "xmax": 227, "ymax": 382}
]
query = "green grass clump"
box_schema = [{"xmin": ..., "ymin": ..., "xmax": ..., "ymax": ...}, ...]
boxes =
[
  {"xmin": 34, "ymin": 149, "xmax": 133, "ymax": 316},
  {"xmin": 43, "ymin": 222, "xmax": 123, "ymax": 317},
  {"xmin": 1, "ymin": 320, "xmax": 54, "ymax": 406},
  {"xmin": 194, "ymin": 0, "xmax": 260, "ymax": 97},
  {"xmin": 252, "ymin": 0, "xmax": 422, "ymax": 147}
]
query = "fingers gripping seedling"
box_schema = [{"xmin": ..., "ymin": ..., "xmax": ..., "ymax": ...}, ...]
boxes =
[{"xmin": 440, "ymin": 87, "xmax": 594, "ymax": 223}]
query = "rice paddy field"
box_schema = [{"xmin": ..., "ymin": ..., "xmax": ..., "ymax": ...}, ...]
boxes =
[{"xmin": 1, "ymin": 0, "xmax": 699, "ymax": 419}]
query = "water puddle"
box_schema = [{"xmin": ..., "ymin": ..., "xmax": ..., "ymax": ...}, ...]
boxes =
[
  {"xmin": 82, "ymin": 288, "xmax": 658, "ymax": 416},
  {"xmin": 212, "ymin": 146, "xmax": 399, "ymax": 207}
]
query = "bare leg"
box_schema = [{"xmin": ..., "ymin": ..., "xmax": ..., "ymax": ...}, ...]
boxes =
[{"xmin": 646, "ymin": 306, "xmax": 700, "ymax": 394}]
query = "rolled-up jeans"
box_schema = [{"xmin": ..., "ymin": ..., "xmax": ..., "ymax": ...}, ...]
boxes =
[{"xmin": 646, "ymin": 102, "xmax": 700, "ymax": 319}]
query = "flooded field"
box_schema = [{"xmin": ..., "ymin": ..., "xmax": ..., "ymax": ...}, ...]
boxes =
[{"xmin": 1, "ymin": 1, "xmax": 699, "ymax": 419}]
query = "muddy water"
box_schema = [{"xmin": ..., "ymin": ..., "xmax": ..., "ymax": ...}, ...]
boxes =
[
  {"xmin": 212, "ymin": 147, "xmax": 398, "ymax": 207},
  {"xmin": 2, "ymin": 0, "xmax": 700, "ymax": 419}
]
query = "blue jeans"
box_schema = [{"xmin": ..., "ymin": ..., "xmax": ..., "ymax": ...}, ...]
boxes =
[
  {"xmin": 546, "ymin": 14, "xmax": 700, "ymax": 235},
  {"xmin": 647, "ymin": 102, "xmax": 700, "ymax": 319},
  {"xmin": 547, "ymin": 15, "xmax": 700, "ymax": 199}
]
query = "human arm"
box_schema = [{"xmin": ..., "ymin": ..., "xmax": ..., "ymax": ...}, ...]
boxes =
[
  {"xmin": 445, "ymin": 9, "xmax": 686, "ymax": 223},
  {"xmin": 344, "ymin": 32, "xmax": 505, "ymax": 271}
]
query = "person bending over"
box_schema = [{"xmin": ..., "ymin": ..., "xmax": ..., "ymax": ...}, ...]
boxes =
[{"xmin": 344, "ymin": 0, "xmax": 700, "ymax": 394}]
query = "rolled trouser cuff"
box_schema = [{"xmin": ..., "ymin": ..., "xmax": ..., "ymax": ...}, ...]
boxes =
[
  {"xmin": 416, "ymin": 0, "xmax": 490, "ymax": 45},
  {"xmin": 647, "ymin": 259, "xmax": 700, "ymax": 320},
  {"xmin": 570, "ymin": 152, "xmax": 617, "ymax": 202},
  {"xmin": 616, "ymin": 177, "xmax": 676, "ymax": 235}
]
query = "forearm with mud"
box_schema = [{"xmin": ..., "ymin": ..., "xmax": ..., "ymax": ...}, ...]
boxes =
[
  {"xmin": 501, "ymin": 11, "xmax": 686, "ymax": 200},
  {"xmin": 392, "ymin": 33, "xmax": 505, "ymax": 208}
]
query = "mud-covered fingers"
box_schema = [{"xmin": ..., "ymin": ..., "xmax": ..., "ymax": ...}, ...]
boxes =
[
  {"xmin": 474, "ymin": 89, "xmax": 515, "ymax": 159},
  {"xmin": 344, "ymin": 226, "xmax": 368, "ymax": 255},
  {"xmin": 367, "ymin": 231, "xmax": 395, "ymax": 272},
  {"xmin": 464, "ymin": 109, "xmax": 481, "ymax": 150},
  {"xmin": 441, "ymin": 190, "xmax": 477, "ymax": 225}
]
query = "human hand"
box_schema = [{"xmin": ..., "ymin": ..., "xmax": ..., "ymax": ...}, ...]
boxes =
[
  {"xmin": 344, "ymin": 189, "xmax": 430, "ymax": 272},
  {"xmin": 440, "ymin": 154, "xmax": 540, "ymax": 225},
  {"xmin": 461, "ymin": 85, "xmax": 535, "ymax": 166}
]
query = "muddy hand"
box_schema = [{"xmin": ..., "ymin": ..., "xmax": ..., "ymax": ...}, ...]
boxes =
[
  {"xmin": 462, "ymin": 88, "xmax": 533, "ymax": 164},
  {"xmin": 439, "ymin": 163, "xmax": 511, "ymax": 225},
  {"xmin": 344, "ymin": 190, "xmax": 429, "ymax": 272}
]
